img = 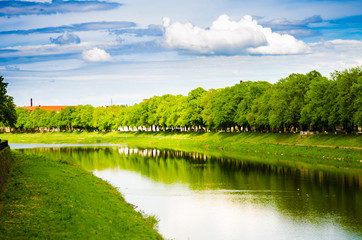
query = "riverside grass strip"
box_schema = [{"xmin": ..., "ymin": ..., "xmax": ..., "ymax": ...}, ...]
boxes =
[
  {"xmin": 1, "ymin": 131, "xmax": 362, "ymax": 170},
  {"xmin": 116, "ymin": 133, "xmax": 362, "ymax": 172},
  {"xmin": 0, "ymin": 147, "xmax": 12, "ymax": 194},
  {"xmin": 1, "ymin": 131, "xmax": 361, "ymax": 148},
  {"xmin": 0, "ymin": 152, "xmax": 163, "ymax": 240}
]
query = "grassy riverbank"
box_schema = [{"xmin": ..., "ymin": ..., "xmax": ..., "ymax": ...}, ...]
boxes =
[
  {"xmin": 0, "ymin": 151, "xmax": 163, "ymax": 240},
  {"xmin": 114, "ymin": 132, "xmax": 362, "ymax": 172},
  {"xmin": 1, "ymin": 131, "xmax": 361, "ymax": 147},
  {"xmin": 1, "ymin": 131, "xmax": 362, "ymax": 171}
]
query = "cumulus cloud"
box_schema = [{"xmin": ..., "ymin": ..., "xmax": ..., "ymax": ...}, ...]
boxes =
[
  {"xmin": 163, "ymin": 14, "xmax": 310, "ymax": 55},
  {"xmin": 82, "ymin": 47, "xmax": 112, "ymax": 62},
  {"xmin": 50, "ymin": 32, "xmax": 80, "ymax": 45},
  {"xmin": 246, "ymin": 27, "xmax": 310, "ymax": 54},
  {"xmin": 0, "ymin": 0, "xmax": 123, "ymax": 17}
]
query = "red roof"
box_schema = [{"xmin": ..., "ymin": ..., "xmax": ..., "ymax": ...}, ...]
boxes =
[{"xmin": 19, "ymin": 106, "xmax": 74, "ymax": 112}]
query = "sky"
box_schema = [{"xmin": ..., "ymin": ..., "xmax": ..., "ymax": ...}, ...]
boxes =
[{"xmin": 0, "ymin": 0, "xmax": 361, "ymax": 107}]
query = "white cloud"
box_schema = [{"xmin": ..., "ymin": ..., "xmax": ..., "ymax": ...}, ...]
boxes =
[
  {"xmin": 82, "ymin": 47, "xmax": 112, "ymax": 62},
  {"xmin": 1, "ymin": 42, "xmax": 116, "ymax": 58},
  {"xmin": 5, "ymin": 65, "xmax": 20, "ymax": 71},
  {"xmin": 246, "ymin": 28, "xmax": 310, "ymax": 54},
  {"xmin": 50, "ymin": 32, "xmax": 80, "ymax": 45},
  {"xmin": 163, "ymin": 14, "xmax": 310, "ymax": 55},
  {"xmin": 7, "ymin": 38, "xmax": 362, "ymax": 107}
]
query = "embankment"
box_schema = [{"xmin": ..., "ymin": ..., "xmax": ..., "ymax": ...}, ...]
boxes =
[
  {"xmin": 0, "ymin": 151, "xmax": 163, "ymax": 239},
  {"xmin": 117, "ymin": 132, "xmax": 362, "ymax": 171},
  {"xmin": 1, "ymin": 131, "xmax": 362, "ymax": 171},
  {"xmin": 1, "ymin": 131, "xmax": 361, "ymax": 148},
  {"xmin": 0, "ymin": 142, "xmax": 11, "ymax": 194}
]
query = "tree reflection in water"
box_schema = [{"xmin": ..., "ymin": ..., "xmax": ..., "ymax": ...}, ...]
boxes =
[{"xmin": 18, "ymin": 146, "xmax": 362, "ymax": 239}]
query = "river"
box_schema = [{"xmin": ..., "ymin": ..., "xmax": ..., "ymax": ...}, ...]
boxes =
[{"xmin": 11, "ymin": 144, "xmax": 362, "ymax": 240}]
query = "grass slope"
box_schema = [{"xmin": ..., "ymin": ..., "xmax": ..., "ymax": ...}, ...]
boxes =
[
  {"xmin": 117, "ymin": 132, "xmax": 362, "ymax": 171},
  {"xmin": 1, "ymin": 131, "xmax": 362, "ymax": 170},
  {"xmin": 0, "ymin": 151, "xmax": 163, "ymax": 240},
  {"xmin": 1, "ymin": 131, "xmax": 361, "ymax": 148}
]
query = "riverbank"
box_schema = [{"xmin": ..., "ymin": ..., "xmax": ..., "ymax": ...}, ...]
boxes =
[
  {"xmin": 1, "ymin": 131, "xmax": 362, "ymax": 147},
  {"xmin": 114, "ymin": 132, "xmax": 362, "ymax": 172},
  {"xmin": 0, "ymin": 151, "xmax": 163, "ymax": 240},
  {"xmin": 1, "ymin": 131, "xmax": 362, "ymax": 171}
]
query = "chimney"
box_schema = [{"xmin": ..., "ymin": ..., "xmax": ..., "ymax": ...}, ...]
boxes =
[{"xmin": 30, "ymin": 98, "xmax": 33, "ymax": 107}]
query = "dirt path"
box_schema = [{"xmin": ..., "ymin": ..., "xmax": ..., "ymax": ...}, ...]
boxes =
[{"xmin": 277, "ymin": 142, "xmax": 362, "ymax": 150}]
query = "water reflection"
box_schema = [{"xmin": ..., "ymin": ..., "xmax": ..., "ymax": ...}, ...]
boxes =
[{"xmin": 17, "ymin": 146, "xmax": 362, "ymax": 239}]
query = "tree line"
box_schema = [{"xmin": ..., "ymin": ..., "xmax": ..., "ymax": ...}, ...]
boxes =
[
  {"xmin": 0, "ymin": 76, "xmax": 17, "ymax": 128},
  {"xmin": 4, "ymin": 66, "xmax": 362, "ymax": 133}
]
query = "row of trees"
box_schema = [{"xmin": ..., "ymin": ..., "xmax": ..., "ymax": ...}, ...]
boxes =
[
  {"xmin": 10, "ymin": 67, "xmax": 362, "ymax": 133},
  {"xmin": 0, "ymin": 76, "xmax": 17, "ymax": 128}
]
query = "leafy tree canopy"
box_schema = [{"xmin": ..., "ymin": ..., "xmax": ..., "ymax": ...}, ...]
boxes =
[{"xmin": 0, "ymin": 76, "xmax": 17, "ymax": 127}]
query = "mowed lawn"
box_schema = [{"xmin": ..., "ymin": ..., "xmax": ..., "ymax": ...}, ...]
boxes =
[{"xmin": 0, "ymin": 150, "xmax": 163, "ymax": 240}]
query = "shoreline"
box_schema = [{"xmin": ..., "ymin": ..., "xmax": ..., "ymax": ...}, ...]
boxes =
[
  {"xmin": 1, "ymin": 131, "xmax": 361, "ymax": 238},
  {"xmin": 0, "ymin": 148, "xmax": 163, "ymax": 239},
  {"xmin": 1, "ymin": 131, "xmax": 361, "ymax": 147},
  {"xmin": 1, "ymin": 131, "xmax": 361, "ymax": 172}
]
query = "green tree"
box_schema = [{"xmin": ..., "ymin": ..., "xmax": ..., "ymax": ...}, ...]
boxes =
[
  {"xmin": 46, "ymin": 111, "xmax": 59, "ymax": 130},
  {"xmin": 155, "ymin": 94, "xmax": 177, "ymax": 130},
  {"xmin": 332, "ymin": 67, "xmax": 362, "ymax": 132},
  {"xmin": 246, "ymin": 83, "xmax": 273, "ymax": 131},
  {"xmin": 107, "ymin": 105, "xmax": 123, "ymax": 130},
  {"xmin": 92, "ymin": 106, "xmax": 121, "ymax": 131},
  {"xmin": 351, "ymin": 73, "xmax": 362, "ymax": 127},
  {"xmin": 0, "ymin": 76, "xmax": 17, "ymax": 127},
  {"xmin": 147, "ymin": 96, "xmax": 162, "ymax": 128},
  {"xmin": 29, "ymin": 108, "xmax": 48, "ymax": 129},
  {"xmin": 200, "ymin": 89, "xmax": 220, "ymax": 130},
  {"xmin": 269, "ymin": 73, "xmax": 314, "ymax": 131},
  {"xmin": 72, "ymin": 105, "xmax": 95, "ymax": 130},
  {"xmin": 300, "ymin": 76, "xmax": 337, "ymax": 131},
  {"xmin": 59, "ymin": 106, "xmax": 76, "ymax": 130},
  {"xmin": 183, "ymin": 87, "xmax": 206, "ymax": 129},
  {"xmin": 126, "ymin": 104, "xmax": 142, "ymax": 129},
  {"xmin": 137, "ymin": 101, "xmax": 149, "ymax": 129},
  {"xmin": 213, "ymin": 84, "xmax": 246, "ymax": 130},
  {"xmin": 172, "ymin": 95, "xmax": 187, "ymax": 128},
  {"xmin": 236, "ymin": 81, "xmax": 270, "ymax": 129},
  {"xmin": 117, "ymin": 106, "xmax": 128, "ymax": 128},
  {"xmin": 93, "ymin": 107, "xmax": 107, "ymax": 130},
  {"xmin": 15, "ymin": 108, "xmax": 31, "ymax": 130}
]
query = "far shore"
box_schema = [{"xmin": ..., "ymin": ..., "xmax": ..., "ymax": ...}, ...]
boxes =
[{"xmin": 1, "ymin": 131, "xmax": 361, "ymax": 172}]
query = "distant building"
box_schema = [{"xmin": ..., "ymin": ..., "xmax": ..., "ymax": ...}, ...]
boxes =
[
  {"xmin": 19, "ymin": 105, "xmax": 73, "ymax": 113},
  {"xmin": 18, "ymin": 98, "xmax": 76, "ymax": 113}
]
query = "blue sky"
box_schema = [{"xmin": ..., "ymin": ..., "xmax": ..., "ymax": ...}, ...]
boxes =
[{"xmin": 0, "ymin": 0, "xmax": 361, "ymax": 107}]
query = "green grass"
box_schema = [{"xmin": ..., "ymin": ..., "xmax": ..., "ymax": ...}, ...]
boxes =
[
  {"xmin": 1, "ymin": 131, "xmax": 362, "ymax": 171},
  {"xmin": 1, "ymin": 131, "xmax": 361, "ymax": 147},
  {"xmin": 115, "ymin": 132, "xmax": 362, "ymax": 172},
  {"xmin": 298, "ymin": 133, "xmax": 362, "ymax": 148},
  {"xmin": 0, "ymin": 151, "xmax": 163, "ymax": 240},
  {"xmin": 0, "ymin": 147, "xmax": 12, "ymax": 192},
  {"xmin": 0, "ymin": 132, "xmax": 361, "ymax": 238}
]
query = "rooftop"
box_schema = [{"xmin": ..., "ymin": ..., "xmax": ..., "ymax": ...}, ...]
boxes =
[{"xmin": 19, "ymin": 106, "xmax": 73, "ymax": 112}]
